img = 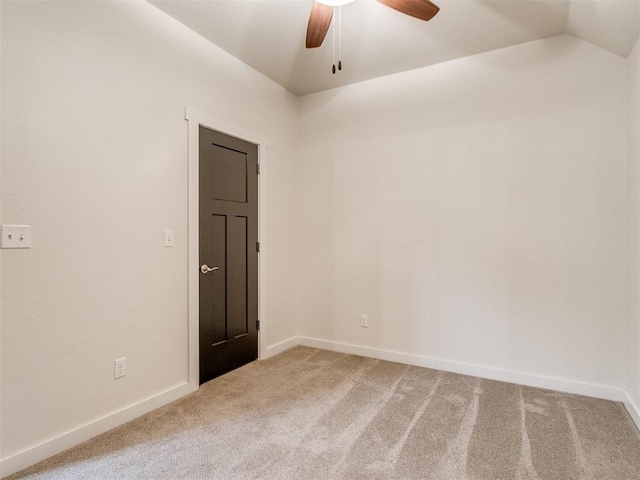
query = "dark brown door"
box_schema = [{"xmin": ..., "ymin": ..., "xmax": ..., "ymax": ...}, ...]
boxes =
[{"xmin": 199, "ymin": 125, "xmax": 258, "ymax": 384}]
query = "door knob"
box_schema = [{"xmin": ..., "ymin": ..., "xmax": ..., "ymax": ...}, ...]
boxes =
[{"xmin": 200, "ymin": 264, "xmax": 219, "ymax": 274}]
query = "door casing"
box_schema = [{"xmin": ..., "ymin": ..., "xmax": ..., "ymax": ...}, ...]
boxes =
[{"xmin": 186, "ymin": 107, "xmax": 267, "ymax": 389}]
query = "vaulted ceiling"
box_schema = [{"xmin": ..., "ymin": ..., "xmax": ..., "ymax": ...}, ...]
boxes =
[{"xmin": 149, "ymin": 0, "xmax": 640, "ymax": 96}]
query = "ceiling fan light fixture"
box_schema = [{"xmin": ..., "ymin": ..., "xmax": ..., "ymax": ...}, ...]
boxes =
[{"xmin": 315, "ymin": 0, "xmax": 355, "ymax": 6}]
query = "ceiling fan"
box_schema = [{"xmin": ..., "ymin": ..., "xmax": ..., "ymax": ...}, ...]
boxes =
[{"xmin": 306, "ymin": 0, "xmax": 440, "ymax": 49}]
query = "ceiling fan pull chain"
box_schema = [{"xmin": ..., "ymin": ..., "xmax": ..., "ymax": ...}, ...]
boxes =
[
  {"xmin": 332, "ymin": 6, "xmax": 336, "ymax": 74},
  {"xmin": 338, "ymin": 6, "xmax": 342, "ymax": 71}
]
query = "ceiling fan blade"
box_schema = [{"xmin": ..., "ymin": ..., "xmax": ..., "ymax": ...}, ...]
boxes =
[
  {"xmin": 377, "ymin": 0, "xmax": 439, "ymax": 21},
  {"xmin": 306, "ymin": 1, "xmax": 334, "ymax": 48}
]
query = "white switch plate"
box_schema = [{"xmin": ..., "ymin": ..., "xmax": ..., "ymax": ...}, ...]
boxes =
[
  {"xmin": 1, "ymin": 225, "xmax": 32, "ymax": 249},
  {"xmin": 164, "ymin": 229, "xmax": 174, "ymax": 247}
]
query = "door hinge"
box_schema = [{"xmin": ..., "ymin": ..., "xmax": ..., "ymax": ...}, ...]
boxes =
[
  {"xmin": 256, "ymin": 163, "xmax": 261, "ymax": 174},
  {"xmin": 256, "ymin": 241, "xmax": 260, "ymax": 253},
  {"xmin": 256, "ymin": 320, "xmax": 261, "ymax": 331}
]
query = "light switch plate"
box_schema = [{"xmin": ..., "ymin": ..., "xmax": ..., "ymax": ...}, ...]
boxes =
[
  {"xmin": 1, "ymin": 225, "xmax": 32, "ymax": 249},
  {"xmin": 164, "ymin": 229, "xmax": 174, "ymax": 247}
]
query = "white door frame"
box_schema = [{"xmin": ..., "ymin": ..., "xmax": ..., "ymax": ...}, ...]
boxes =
[{"xmin": 185, "ymin": 107, "xmax": 268, "ymax": 389}]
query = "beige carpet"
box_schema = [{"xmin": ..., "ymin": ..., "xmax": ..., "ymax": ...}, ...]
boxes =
[{"xmin": 6, "ymin": 346, "xmax": 640, "ymax": 479}]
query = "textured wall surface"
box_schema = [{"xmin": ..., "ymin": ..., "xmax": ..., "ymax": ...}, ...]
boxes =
[
  {"xmin": 1, "ymin": 0, "xmax": 298, "ymax": 460},
  {"xmin": 298, "ymin": 35, "xmax": 628, "ymax": 390}
]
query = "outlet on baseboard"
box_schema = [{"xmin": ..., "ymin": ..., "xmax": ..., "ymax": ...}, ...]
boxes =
[
  {"xmin": 360, "ymin": 314, "xmax": 368, "ymax": 328},
  {"xmin": 114, "ymin": 358, "xmax": 127, "ymax": 379}
]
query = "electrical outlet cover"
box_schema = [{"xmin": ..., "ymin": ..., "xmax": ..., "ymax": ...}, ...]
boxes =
[{"xmin": 114, "ymin": 358, "xmax": 127, "ymax": 379}]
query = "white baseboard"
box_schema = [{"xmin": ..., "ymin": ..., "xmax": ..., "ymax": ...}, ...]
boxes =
[
  {"xmin": 0, "ymin": 382, "xmax": 197, "ymax": 478},
  {"xmin": 623, "ymin": 391, "xmax": 640, "ymax": 432},
  {"xmin": 298, "ymin": 336, "xmax": 624, "ymax": 402},
  {"xmin": 262, "ymin": 336, "xmax": 299, "ymax": 360},
  {"xmin": 2, "ymin": 338, "xmax": 631, "ymax": 477},
  {"xmin": 2, "ymin": 336, "xmax": 299, "ymax": 477}
]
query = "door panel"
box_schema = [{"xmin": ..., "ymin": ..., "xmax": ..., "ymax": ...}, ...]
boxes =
[
  {"xmin": 199, "ymin": 126, "xmax": 258, "ymax": 384},
  {"xmin": 210, "ymin": 144, "xmax": 248, "ymax": 203},
  {"xmin": 201, "ymin": 214, "xmax": 226, "ymax": 347},
  {"xmin": 228, "ymin": 215, "xmax": 248, "ymax": 339}
]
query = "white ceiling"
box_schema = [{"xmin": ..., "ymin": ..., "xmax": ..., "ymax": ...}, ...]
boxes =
[{"xmin": 149, "ymin": 0, "xmax": 640, "ymax": 96}]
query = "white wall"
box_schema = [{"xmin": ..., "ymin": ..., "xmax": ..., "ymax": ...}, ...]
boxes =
[
  {"xmin": 297, "ymin": 34, "xmax": 628, "ymax": 391},
  {"xmin": 627, "ymin": 36, "xmax": 640, "ymax": 418},
  {"xmin": 1, "ymin": 0, "xmax": 298, "ymax": 467}
]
